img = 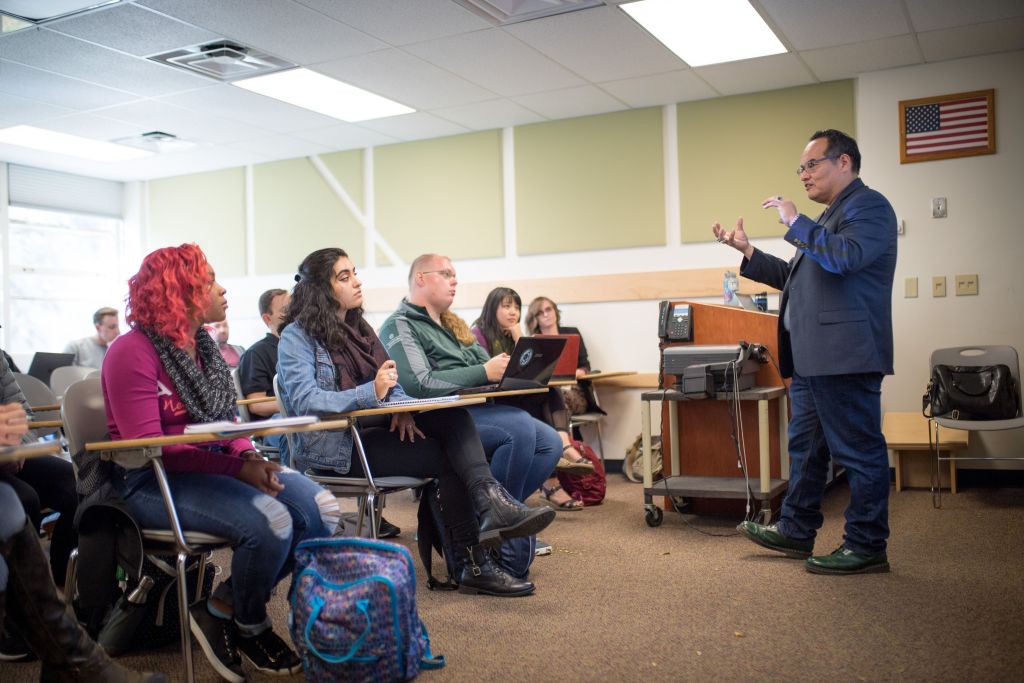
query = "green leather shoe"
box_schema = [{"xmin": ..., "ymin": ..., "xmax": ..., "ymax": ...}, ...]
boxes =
[
  {"xmin": 805, "ymin": 546, "xmax": 890, "ymax": 575},
  {"xmin": 736, "ymin": 521, "xmax": 813, "ymax": 559}
]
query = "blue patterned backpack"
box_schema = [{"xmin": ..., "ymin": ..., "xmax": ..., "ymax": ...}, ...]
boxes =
[{"xmin": 289, "ymin": 537, "xmax": 445, "ymax": 681}]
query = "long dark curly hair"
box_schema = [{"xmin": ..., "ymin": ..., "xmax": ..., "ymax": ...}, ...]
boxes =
[
  {"xmin": 280, "ymin": 247, "xmax": 370, "ymax": 350},
  {"xmin": 472, "ymin": 286, "xmax": 522, "ymax": 356}
]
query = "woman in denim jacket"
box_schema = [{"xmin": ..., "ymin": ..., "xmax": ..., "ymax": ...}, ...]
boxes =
[{"xmin": 277, "ymin": 248, "xmax": 554, "ymax": 597}]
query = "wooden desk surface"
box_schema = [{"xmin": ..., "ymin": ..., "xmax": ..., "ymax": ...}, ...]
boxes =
[
  {"xmin": 29, "ymin": 420, "xmax": 63, "ymax": 429},
  {"xmin": 547, "ymin": 379, "xmax": 577, "ymax": 387},
  {"xmin": 459, "ymin": 387, "xmax": 548, "ymax": 400},
  {"xmin": 237, "ymin": 396, "xmax": 277, "ymax": 406},
  {"xmin": 883, "ymin": 411, "xmax": 969, "ymax": 449},
  {"xmin": 30, "ymin": 403, "xmax": 62, "ymax": 413},
  {"xmin": 0, "ymin": 441, "xmax": 62, "ymax": 464},
  {"xmin": 579, "ymin": 371, "xmax": 637, "ymax": 381},
  {"xmin": 330, "ymin": 397, "xmax": 485, "ymax": 418},
  {"xmin": 589, "ymin": 372, "xmax": 658, "ymax": 388},
  {"xmin": 86, "ymin": 418, "xmax": 351, "ymax": 451}
]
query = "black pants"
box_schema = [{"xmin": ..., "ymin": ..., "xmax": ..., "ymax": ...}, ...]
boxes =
[
  {"xmin": 348, "ymin": 408, "xmax": 493, "ymax": 545},
  {"xmin": 0, "ymin": 455, "xmax": 78, "ymax": 585},
  {"xmin": 499, "ymin": 388, "xmax": 570, "ymax": 433}
]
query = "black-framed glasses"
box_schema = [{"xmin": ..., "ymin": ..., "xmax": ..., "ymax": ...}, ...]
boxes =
[
  {"xmin": 796, "ymin": 156, "xmax": 835, "ymax": 176},
  {"xmin": 420, "ymin": 269, "xmax": 456, "ymax": 280}
]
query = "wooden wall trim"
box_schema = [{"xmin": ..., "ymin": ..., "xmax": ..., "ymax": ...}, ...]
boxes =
[{"xmin": 363, "ymin": 267, "xmax": 776, "ymax": 313}]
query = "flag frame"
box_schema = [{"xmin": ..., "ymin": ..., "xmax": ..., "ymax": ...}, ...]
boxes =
[{"xmin": 899, "ymin": 89, "xmax": 995, "ymax": 164}]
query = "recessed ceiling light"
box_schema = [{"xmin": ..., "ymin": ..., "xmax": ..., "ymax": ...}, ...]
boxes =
[
  {"xmin": 0, "ymin": 125, "xmax": 152, "ymax": 162},
  {"xmin": 622, "ymin": 0, "xmax": 786, "ymax": 67},
  {"xmin": 0, "ymin": 0, "xmax": 119, "ymax": 22},
  {"xmin": 232, "ymin": 68, "xmax": 414, "ymax": 123}
]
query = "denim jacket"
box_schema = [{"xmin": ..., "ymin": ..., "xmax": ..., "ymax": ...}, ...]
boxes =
[{"xmin": 277, "ymin": 322, "xmax": 412, "ymax": 473}]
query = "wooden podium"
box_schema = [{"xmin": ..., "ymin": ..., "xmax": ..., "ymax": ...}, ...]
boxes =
[{"xmin": 658, "ymin": 301, "xmax": 788, "ymax": 518}]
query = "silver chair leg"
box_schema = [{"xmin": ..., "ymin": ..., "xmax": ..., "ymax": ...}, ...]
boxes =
[
  {"xmin": 931, "ymin": 419, "xmax": 943, "ymax": 509},
  {"xmin": 366, "ymin": 493, "xmax": 379, "ymax": 539},
  {"xmin": 64, "ymin": 547, "xmax": 79, "ymax": 602},
  {"xmin": 177, "ymin": 551, "xmax": 196, "ymax": 683}
]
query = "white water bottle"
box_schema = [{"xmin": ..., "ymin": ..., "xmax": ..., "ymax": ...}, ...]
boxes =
[{"xmin": 723, "ymin": 271, "xmax": 739, "ymax": 305}]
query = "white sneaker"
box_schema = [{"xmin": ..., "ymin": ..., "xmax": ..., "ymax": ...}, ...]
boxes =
[{"xmin": 535, "ymin": 540, "xmax": 552, "ymax": 557}]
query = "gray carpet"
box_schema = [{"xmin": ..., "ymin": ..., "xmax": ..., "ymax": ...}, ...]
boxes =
[{"xmin": 5, "ymin": 476, "xmax": 1023, "ymax": 682}]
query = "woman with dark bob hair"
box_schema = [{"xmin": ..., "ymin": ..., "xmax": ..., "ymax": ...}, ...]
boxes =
[
  {"xmin": 102, "ymin": 244, "xmax": 339, "ymax": 682},
  {"xmin": 277, "ymin": 248, "xmax": 554, "ymax": 597}
]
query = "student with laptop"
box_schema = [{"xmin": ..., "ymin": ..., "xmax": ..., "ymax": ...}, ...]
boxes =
[
  {"xmin": 472, "ymin": 287, "xmax": 595, "ymax": 512},
  {"xmin": 277, "ymin": 248, "xmax": 554, "ymax": 597},
  {"xmin": 380, "ymin": 254, "xmax": 568, "ymax": 580}
]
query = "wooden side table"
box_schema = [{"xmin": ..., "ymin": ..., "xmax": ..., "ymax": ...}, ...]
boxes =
[{"xmin": 883, "ymin": 412, "xmax": 969, "ymax": 493}]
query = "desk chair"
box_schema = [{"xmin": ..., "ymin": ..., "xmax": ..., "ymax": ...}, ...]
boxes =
[
  {"xmin": 272, "ymin": 375, "xmax": 429, "ymax": 538},
  {"xmin": 61, "ymin": 377, "xmax": 230, "ymax": 683},
  {"xmin": 13, "ymin": 372, "xmax": 62, "ymax": 441},
  {"xmin": 929, "ymin": 346, "xmax": 1024, "ymax": 508},
  {"xmin": 231, "ymin": 367, "xmax": 280, "ymax": 461},
  {"xmin": 569, "ymin": 382, "xmax": 607, "ymax": 461},
  {"xmin": 50, "ymin": 365, "xmax": 97, "ymax": 398}
]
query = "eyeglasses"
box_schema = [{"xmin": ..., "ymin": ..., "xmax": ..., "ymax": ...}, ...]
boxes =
[
  {"xmin": 796, "ymin": 156, "xmax": 835, "ymax": 176},
  {"xmin": 536, "ymin": 307, "xmax": 556, "ymax": 316},
  {"xmin": 420, "ymin": 269, "xmax": 456, "ymax": 281}
]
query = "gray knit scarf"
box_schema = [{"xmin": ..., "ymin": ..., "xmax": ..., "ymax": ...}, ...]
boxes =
[{"xmin": 142, "ymin": 327, "xmax": 236, "ymax": 423}]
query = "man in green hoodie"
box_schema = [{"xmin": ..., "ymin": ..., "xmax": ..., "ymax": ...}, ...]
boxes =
[{"xmin": 380, "ymin": 254, "xmax": 562, "ymax": 580}]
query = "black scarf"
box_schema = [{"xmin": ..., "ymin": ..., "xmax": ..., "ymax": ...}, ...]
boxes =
[
  {"xmin": 143, "ymin": 327, "xmax": 236, "ymax": 423},
  {"xmin": 328, "ymin": 313, "xmax": 390, "ymax": 391}
]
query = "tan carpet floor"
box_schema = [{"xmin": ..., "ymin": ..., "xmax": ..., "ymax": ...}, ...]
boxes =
[{"xmin": 4, "ymin": 475, "xmax": 1023, "ymax": 682}]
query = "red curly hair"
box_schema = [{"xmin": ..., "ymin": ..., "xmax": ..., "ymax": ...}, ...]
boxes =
[{"xmin": 126, "ymin": 243, "xmax": 211, "ymax": 349}]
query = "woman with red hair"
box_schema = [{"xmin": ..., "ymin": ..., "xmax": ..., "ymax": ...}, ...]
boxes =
[{"xmin": 102, "ymin": 244, "xmax": 339, "ymax": 682}]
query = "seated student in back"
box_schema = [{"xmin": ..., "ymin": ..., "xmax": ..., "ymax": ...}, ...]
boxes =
[
  {"xmin": 526, "ymin": 295, "xmax": 600, "ymax": 417},
  {"xmin": 472, "ymin": 287, "xmax": 594, "ymax": 512},
  {"xmin": 276, "ymin": 248, "xmax": 553, "ymax": 597},
  {"xmin": 63, "ymin": 307, "xmax": 121, "ymax": 369},
  {"xmin": 379, "ymin": 253, "xmax": 566, "ymax": 579},
  {"xmin": 103, "ymin": 244, "xmax": 339, "ymax": 681},
  {"xmin": 236, "ymin": 288, "xmax": 289, "ymax": 455},
  {"xmin": 206, "ymin": 320, "xmax": 244, "ymax": 368}
]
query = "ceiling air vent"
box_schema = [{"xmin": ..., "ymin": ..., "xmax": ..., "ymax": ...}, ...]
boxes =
[
  {"xmin": 111, "ymin": 131, "xmax": 196, "ymax": 154},
  {"xmin": 453, "ymin": 0, "xmax": 604, "ymax": 25},
  {"xmin": 149, "ymin": 41, "xmax": 295, "ymax": 82}
]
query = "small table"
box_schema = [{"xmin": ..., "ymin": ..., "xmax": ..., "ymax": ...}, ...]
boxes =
[{"xmin": 883, "ymin": 411, "xmax": 968, "ymax": 493}]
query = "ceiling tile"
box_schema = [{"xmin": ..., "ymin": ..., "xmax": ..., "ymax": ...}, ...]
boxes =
[
  {"xmin": 917, "ymin": 18, "xmax": 1024, "ymax": 61},
  {"xmin": 356, "ymin": 112, "xmax": 470, "ymax": 142},
  {"xmin": 291, "ymin": 124, "xmax": 400, "ymax": 150},
  {"xmin": 138, "ymin": 0, "xmax": 386, "ymax": 64},
  {"xmin": 314, "ymin": 49, "xmax": 496, "ymax": 111},
  {"xmin": 598, "ymin": 70, "xmax": 719, "ymax": 107},
  {"xmin": 95, "ymin": 99, "xmax": 274, "ymax": 144},
  {"xmin": 118, "ymin": 146, "xmax": 273, "ymax": 181},
  {"xmin": 801, "ymin": 35, "xmax": 923, "ymax": 82},
  {"xmin": 293, "ymin": 0, "xmax": 491, "ymax": 45},
  {"xmin": 0, "ymin": 59, "xmax": 140, "ymax": 110},
  {"xmin": 760, "ymin": 0, "xmax": 910, "ymax": 51},
  {"xmin": 32, "ymin": 113, "xmax": 147, "ymax": 141},
  {"xmin": 431, "ymin": 99, "xmax": 545, "ymax": 130},
  {"xmin": 0, "ymin": 28, "xmax": 213, "ymax": 97},
  {"xmin": 905, "ymin": 0, "xmax": 1024, "ymax": 32},
  {"xmin": 48, "ymin": 3, "xmax": 220, "ymax": 57},
  {"xmin": 159, "ymin": 84, "xmax": 342, "ymax": 134},
  {"xmin": 694, "ymin": 53, "xmax": 816, "ymax": 97},
  {"xmin": 513, "ymin": 85, "xmax": 627, "ymax": 120},
  {"xmin": 404, "ymin": 28, "xmax": 586, "ymax": 97},
  {"xmin": 0, "ymin": 93, "xmax": 71, "ymax": 127},
  {"xmin": 226, "ymin": 135, "xmax": 335, "ymax": 160},
  {"xmin": 505, "ymin": 5, "xmax": 685, "ymax": 82}
]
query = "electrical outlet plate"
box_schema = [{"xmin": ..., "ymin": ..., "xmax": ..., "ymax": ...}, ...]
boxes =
[
  {"xmin": 955, "ymin": 274, "xmax": 978, "ymax": 296},
  {"xmin": 932, "ymin": 276, "xmax": 946, "ymax": 297},
  {"xmin": 905, "ymin": 277, "xmax": 918, "ymax": 298}
]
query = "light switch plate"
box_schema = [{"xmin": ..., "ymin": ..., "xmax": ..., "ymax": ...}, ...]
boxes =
[
  {"xmin": 932, "ymin": 276, "xmax": 946, "ymax": 297},
  {"xmin": 905, "ymin": 277, "xmax": 918, "ymax": 298},
  {"xmin": 955, "ymin": 274, "xmax": 978, "ymax": 296},
  {"xmin": 932, "ymin": 197, "xmax": 947, "ymax": 218}
]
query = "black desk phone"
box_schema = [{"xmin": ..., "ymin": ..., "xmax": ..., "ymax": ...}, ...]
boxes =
[{"xmin": 658, "ymin": 301, "xmax": 693, "ymax": 341}]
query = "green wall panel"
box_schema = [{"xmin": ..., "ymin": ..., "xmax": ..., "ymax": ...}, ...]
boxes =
[
  {"xmin": 515, "ymin": 107, "xmax": 664, "ymax": 255},
  {"xmin": 320, "ymin": 150, "xmax": 363, "ymax": 213},
  {"xmin": 252, "ymin": 157, "xmax": 364, "ymax": 274},
  {"xmin": 375, "ymin": 131, "xmax": 503, "ymax": 262},
  {"xmin": 147, "ymin": 168, "xmax": 246, "ymax": 277},
  {"xmin": 678, "ymin": 80, "xmax": 855, "ymax": 242}
]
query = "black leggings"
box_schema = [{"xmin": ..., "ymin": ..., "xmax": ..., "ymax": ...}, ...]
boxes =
[
  {"xmin": 498, "ymin": 388, "xmax": 570, "ymax": 433},
  {"xmin": 347, "ymin": 408, "xmax": 493, "ymax": 545},
  {"xmin": 0, "ymin": 454, "xmax": 78, "ymax": 584}
]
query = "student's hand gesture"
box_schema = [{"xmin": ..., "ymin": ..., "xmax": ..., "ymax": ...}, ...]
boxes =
[
  {"xmin": 484, "ymin": 354, "xmax": 509, "ymax": 382},
  {"xmin": 375, "ymin": 360, "xmax": 399, "ymax": 400},
  {"xmin": 239, "ymin": 459, "xmax": 284, "ymax": 496},
  {"xmin": 389, "ymin": 412, "xmax": 425, "ymax": 442},
  {"xmin": 0, "ymin": 403, "xmax": 28, "ymax": 446}
]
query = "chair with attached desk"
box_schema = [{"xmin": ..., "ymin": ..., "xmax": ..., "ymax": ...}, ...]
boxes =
[
  {"xmin": 50, "ymin": 365, "xmax": 98, "ymax": 398},
  {"xmin": 14, "ymin": 372, "xmax": 62, "ymax": 440},
  {"xmin": 231, "ymin": 367, "xmax": 280, "ymax": 461},
  {"xmin": 928, "ymin": 345, "xmax": 1024, "ymax": 508},
  {"xmin": 61, "ymin": 377, "xmax": 231, "ymax": 683},
  {"xmin": 272, "ymin": 374, "xmax": 430, "ymax": 539}
]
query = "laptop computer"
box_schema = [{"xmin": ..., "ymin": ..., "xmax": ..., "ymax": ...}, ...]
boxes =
[
  {"xmin": 27, "ymin": 352, "xmax": 75, "ymax": 386},
  {"xmin": 534, "ymin": 334, "xmax": 580, "ymax": 381},
  {"xmin": 459, "ymin": 336, "xmax": 567, "ymax": 395}
]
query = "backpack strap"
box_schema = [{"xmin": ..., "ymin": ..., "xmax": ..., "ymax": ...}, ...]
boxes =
[{"xmin": 416, "ymin": 482, "xmax": 458, "ymax": 591}]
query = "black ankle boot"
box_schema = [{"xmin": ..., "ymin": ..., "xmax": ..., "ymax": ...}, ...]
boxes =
[
  {"xmin": 2, "ymin": 521, "xmax": 168, "ymax": 683},
  {"xmin": 470, "ymin": 480, "xmax": 555, "ymax": 547},
  {"xmin": 455, "ymin": 545, "xmax": 535, "ymax": 597}
]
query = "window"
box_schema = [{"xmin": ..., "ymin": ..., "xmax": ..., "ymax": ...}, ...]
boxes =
[{"xmin": 4, "ymin": 205, "xmax": 126, "ymax": 355}]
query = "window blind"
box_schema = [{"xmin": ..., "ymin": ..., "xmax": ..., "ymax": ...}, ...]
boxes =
[{"xmin": 8, "ymin": 164, "xmax": 124, "ymax": 217}]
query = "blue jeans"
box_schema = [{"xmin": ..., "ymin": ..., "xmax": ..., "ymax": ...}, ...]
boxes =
[
  {"xmin": 467, "ymin": 404, "xmax": 561, "ymax": 578},
  {"xmin": 116, "ymin": 467, "xmax": 336, "ymax": 626},
  {"xmin": 0, "ymin": 481, "xmax": 27, "ymax": 592},
  {"xmin": 777, "ymin": 372, "xmax": 890, "ymax": 555}
]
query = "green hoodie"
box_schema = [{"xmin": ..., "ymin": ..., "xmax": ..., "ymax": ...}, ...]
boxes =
[{"xmin": 379, "ymin": 299, "xmax": 490, "ymax": 398}]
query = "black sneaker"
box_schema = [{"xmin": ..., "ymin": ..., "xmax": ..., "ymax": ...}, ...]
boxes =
[
  {"xmin": 237, "ymin": 627, "xmax": 303, "ymax": 675},
  {"xmin": 188, "ymin": 601, "xmax": 244, "ymax": 683},
  {"xmin": 0, "ymin": 620, "xmax": 35, "ymax": 662},
  {"xmin": 377, "ymin": 515, "xmax": 401, "ymax": 539}
]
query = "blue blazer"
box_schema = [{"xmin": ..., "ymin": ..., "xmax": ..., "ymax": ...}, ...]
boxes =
[{"xmin": 741, "ymin": 178, "xmax": 897, "ymax": 378}]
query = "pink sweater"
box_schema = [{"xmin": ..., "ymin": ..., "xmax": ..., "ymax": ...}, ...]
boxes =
[{"xmin": 102, "ymin": 329, "xmax": 248, "ymax": 476}]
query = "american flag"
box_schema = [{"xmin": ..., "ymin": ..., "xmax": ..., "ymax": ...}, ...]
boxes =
[{"xmin": 904, "ymin": 95, "xmax": 991, "ymax": 157}]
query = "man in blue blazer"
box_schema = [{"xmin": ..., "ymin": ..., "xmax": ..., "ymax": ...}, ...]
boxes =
[{"xmin": 713, "ymin": 129, "xmax": 897, "ymax": 574}]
